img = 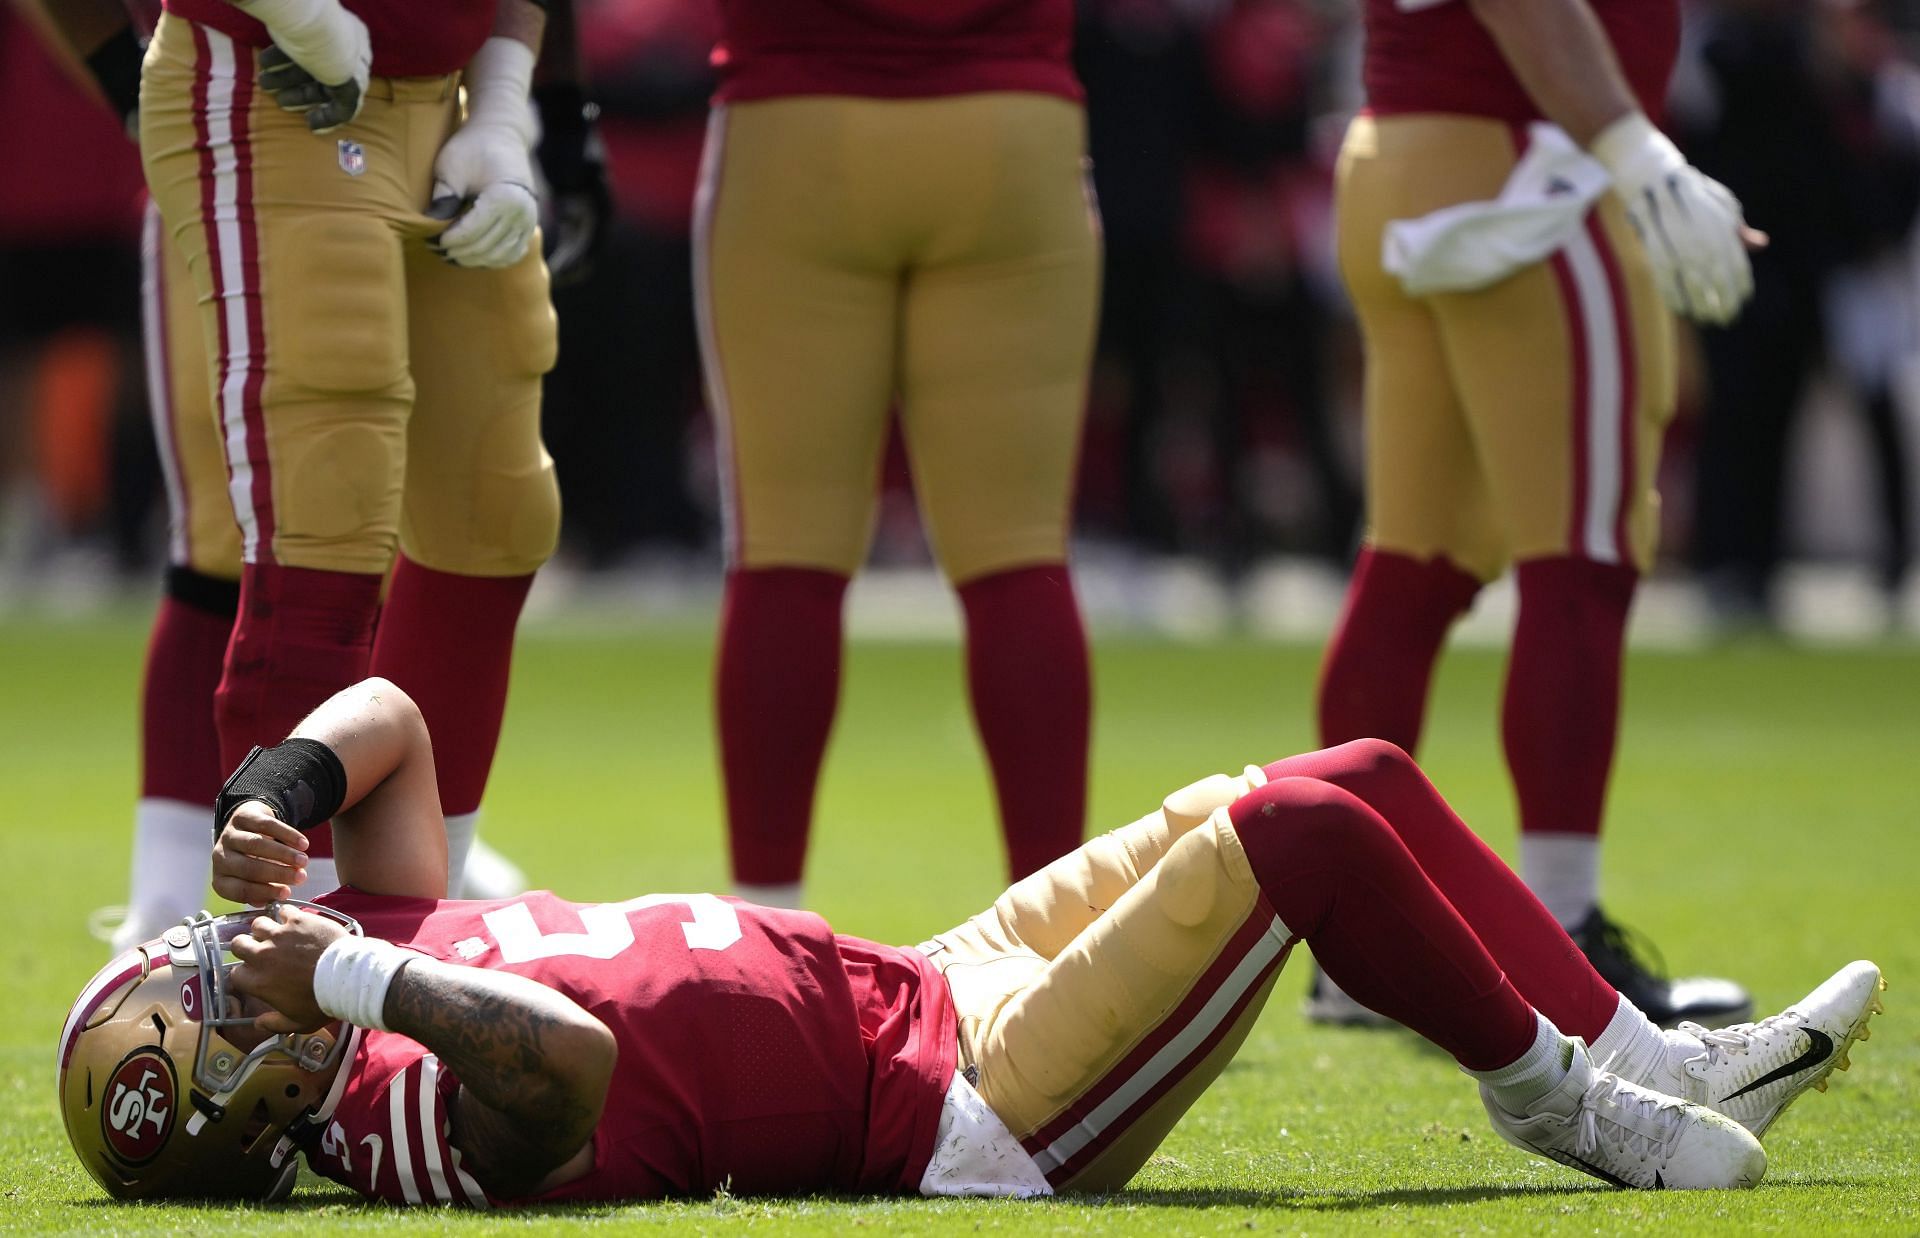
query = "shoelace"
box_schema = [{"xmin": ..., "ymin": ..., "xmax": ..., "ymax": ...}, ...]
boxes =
[
  {"xmin": 1575, "ymin": 1072, "xmax": 1688, "ymax": 1164},
  {"xmin": 1676, "ymin": 1011, "xmax": 1800, "ymax": 1068}
]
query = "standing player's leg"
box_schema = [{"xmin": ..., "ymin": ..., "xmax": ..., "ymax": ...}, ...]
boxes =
[
  {"xmin": 1432, "ymin": 150, "xmax": 1748, "ymax": 1024},
  {"xmin": 104, "ymin": 201, "xmax": 243, "ymax": 949},
  {"xmin": 1316, "ymin": 115, "xmax": 1505, "ymax": 767},
  {"xmin": 695, "ymin": 99, "xmax": 904, "ymax": 906},
  {"xmin": 897, "ymin": 93, "xmax": 1099, "ymax": 881},
  {"xmin": 141, "ymin": 17, "xmax": 435, "ymax": 892},
  {"xmin": 370, "ymin": 217, "xmax": 560, "ymax": 891}
]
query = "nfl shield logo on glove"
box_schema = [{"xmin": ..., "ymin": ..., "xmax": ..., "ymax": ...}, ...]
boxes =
[{"xmin": 337, "ymin": 140, "xmax": 366, "ymax": 177}]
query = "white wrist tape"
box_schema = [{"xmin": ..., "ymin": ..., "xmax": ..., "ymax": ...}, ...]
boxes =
[
  {"xmin": 312, "ymin": 936, "xmax": 413, "ymax": 1031},
  {"xmin": 460, "ymin": 37, "xmax": 537, "ymax": 146}
]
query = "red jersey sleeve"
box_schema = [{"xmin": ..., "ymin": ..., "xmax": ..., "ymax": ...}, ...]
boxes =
[{"xmin": 305, "ymin": 1031, "xmax": 491, "ymax": 1207}]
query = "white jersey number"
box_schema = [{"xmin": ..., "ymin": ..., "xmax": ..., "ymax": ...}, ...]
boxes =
[{"xmin": 481, "ymin": 894, "xmax": 743, "ymax": 963}]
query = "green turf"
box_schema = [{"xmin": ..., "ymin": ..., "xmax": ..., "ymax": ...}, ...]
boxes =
[{"xmin": 3, "ymin": 611, "xmax": 1915, "ymax": 1234}]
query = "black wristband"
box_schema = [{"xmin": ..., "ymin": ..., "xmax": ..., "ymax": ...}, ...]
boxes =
[
  {"xmin": 85, "ymin": 27, "xmax": 144, "ymax": 129},
  {"xmin": 214, "ymin": 738, "xmax": 349, "ymax": 841}
]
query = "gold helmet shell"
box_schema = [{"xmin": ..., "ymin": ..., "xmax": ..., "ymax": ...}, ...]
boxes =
[{"xmin": 57, "ymin": 904, "xmax": 361, "ymax": 1200}]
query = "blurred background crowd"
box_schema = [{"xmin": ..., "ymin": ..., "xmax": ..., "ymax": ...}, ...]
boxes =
[{"xmin": 4, "ymin": 0, "xmax": 1919, "ymax": 638}]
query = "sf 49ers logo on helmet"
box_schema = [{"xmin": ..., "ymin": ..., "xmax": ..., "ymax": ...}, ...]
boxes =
[{"xmin": 101, "ymin": 1048, "xmax": 177, "ymax": 1166}]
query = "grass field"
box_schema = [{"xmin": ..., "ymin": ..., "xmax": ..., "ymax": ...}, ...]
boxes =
[{"xmin": 2, "ymin": 609, "xmax": 1915, "ymax": 1234}]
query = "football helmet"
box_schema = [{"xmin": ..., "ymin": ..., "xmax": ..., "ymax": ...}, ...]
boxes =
[{"xmin": 57, "ymin": 902, "xmax": 362, "ymax": 1200}]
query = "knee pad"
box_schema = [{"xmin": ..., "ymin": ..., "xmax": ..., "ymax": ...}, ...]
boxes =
[{"xmin": 401, "ymin": 433, "xmax": 561, "ymax": 577}]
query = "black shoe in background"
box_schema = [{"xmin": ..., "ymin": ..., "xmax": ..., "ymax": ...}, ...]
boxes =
[{"xmin": 1569, "ymin": 906, "xmax": 1754, "ymax": 1028}]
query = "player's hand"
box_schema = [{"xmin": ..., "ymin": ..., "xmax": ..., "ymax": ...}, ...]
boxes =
[
  {"xmin": 534, "ymin": 83, "xmax": 613, "ymax": 286},
  {"xmin": 429, "ymin": 37, "xmax": 540, "ymax": 269},
  {"xmin": 229, "ymin": 904, "xmax": 347, "ymax": 1034},
  {"xmin": 212, "ymin": 801, "xmax": 310, "ymax": 905},
  {"xmin": 429, "ymin": 119, "xmax": 539, "ymax": 268},
  {"xmin": 1592, "ymin": 112, "xmax": 1760, "ymax": 326},
  {"xmin": 236, "ymin": 0, "xmax": 372, "ymax": 133}
]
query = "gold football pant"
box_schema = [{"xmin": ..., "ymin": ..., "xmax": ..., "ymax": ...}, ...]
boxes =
[
  {"xmin": 694, "ymin": 93, "xmax": 1100, "ymax": 584},
  {"xmin": 141, "ymin": 199, "xmax": 240, "ymax": 579},
  {"xmin": 139, "ymin": 13, "xmax": 560, "ymax": 579},
  {"xmin": 1335, "ymin": 114, "xmax": 1677, "ymax": 579},
  {"xmin": 923, "ymin": 772, "xmax": 1291, "ymax": 1191}
]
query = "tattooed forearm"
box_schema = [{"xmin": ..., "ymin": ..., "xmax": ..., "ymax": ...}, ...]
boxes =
[{"xmin": 385, "ymin": 961, "xmax": 615, "ymax": 1196}]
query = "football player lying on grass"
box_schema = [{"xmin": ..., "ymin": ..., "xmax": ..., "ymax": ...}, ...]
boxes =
[{"xmin": 61, "ymin": 679, "xmax": 1884, "ymax": 1204}]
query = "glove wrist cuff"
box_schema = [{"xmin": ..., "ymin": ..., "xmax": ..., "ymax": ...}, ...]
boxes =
[
  {"xmin": 234, "ymin": 0, "xmax": 364, "ymax": 85},
  {"xmin": 1590, "ymin": 111, "xmax": 1683, "ymax": 196},
  {"xmin": 461, "ymin": 37, "xmax": 537, "ymax": 146}
]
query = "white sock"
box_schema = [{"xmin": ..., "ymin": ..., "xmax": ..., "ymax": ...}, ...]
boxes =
[
  {"xmin": 119, "ymin": 799, "xmax": 213, "ymax": 941},
  {"xmin": 1469, "ymin": 1012, "xmax": 1574, "ymax": 1113},
  {"xmin": 1519, "ymin": 832, "xmax": 1600, "ymax": 928},
  {"xmin": 444, "ymin": 810, "xmax": 478, "ymax": 896},
  {"xmin": 460, "ymin": 835, "xmax": 529, "ymax": 901},
  {"xmin": 1586, "ymin": 992, "xmax": 1672, "ymax": 1087},
  {"xmin": 735, "ymin": 882, "xmax": 803, "ymax": 909}
]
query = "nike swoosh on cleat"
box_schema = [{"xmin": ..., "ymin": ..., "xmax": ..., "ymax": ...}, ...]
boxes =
[
  {"xmin": 1722, "ymin": 1027, "xmax": 1834, "ymax": 1100},
  {"xmin": 1548, "ymin": 1150, "xmax": 1634, "ymax": 1189}
]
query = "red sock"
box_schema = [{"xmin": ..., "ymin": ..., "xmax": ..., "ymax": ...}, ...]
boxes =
[
  {"xmin": 957, "ymin": 563, "xmax": 1090, "ymax": 879},
  {"xmin": 716, "ymin": 567, "xmax": 848, "ymax": 887},
  {"xmin": 1504, "ymin": 557, "xmax": 1636, "ymax": 837},
  {"xmin": 216, "ymin": 562, "xmax": 384, "ymax": 857},
  {"xmin": 1317, "ymin": 547, "xmax": 1481, "ymax": 749},
  {"xmin": 1264, "ymin": 740, "xmax": 1619, "ymax": 1042},
  {"xmin": 368, "ymin": 556, "xmax": 534, "ymax": 816},
  {"xmin": 142, "ymin": 568, "xmax": 238, "ymax": 805},
  {"xmin": 1231, "ymin": 777, "xmax": 1538, "ymax": 1069}
]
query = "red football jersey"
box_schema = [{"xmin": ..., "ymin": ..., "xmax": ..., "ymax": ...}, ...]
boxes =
[
  {"xmin": 711, "ymin": 0, "xmax": 1081, "ymax": 104},
  {"xmin": 161, "ymin": 0, "xmax": 494, "ymax": 78},
  {"xmin": 298, "ymin": 889, "xmax": 954, "ymax": 1205},
  {"xmin": 1363, "ymin": 0, "xmax": 1679, "ymax": 125}
]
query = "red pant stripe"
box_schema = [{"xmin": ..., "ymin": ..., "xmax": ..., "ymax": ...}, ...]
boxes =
[
  {"xmin": 191, "ymin": 25, "xmax": 273, "ymax": 563},
  {"xmin": 1024, "ymin": 908, "xmax": 1291, "ymax": 1179}
]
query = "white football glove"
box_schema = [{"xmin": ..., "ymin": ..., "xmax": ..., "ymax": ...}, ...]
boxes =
[
  {"xmin": 1591, "ymin": 112, "xmax": 1753, "ymax": 326},
  {"xmin": 233, "ymin": 0, "xmax": 371, "ymax": 133},
  {"xmin": 429, "ymin": 38, "xmax": 539, "ymax": 270}
]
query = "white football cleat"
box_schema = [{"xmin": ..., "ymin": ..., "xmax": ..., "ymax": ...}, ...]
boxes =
[
  {"xmin": 1646, "ymin": 960, "xmax": 1885, "ymax": 1138},
  {"xmin": 1481, "ymin": 1040, "xmax": 1766, "ymax": 1190}
]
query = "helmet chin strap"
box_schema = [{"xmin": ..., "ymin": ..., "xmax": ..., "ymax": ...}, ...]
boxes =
[{"xmin": 265, "ymin": 1154, "xmax": 301, "ymax": 1201}]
